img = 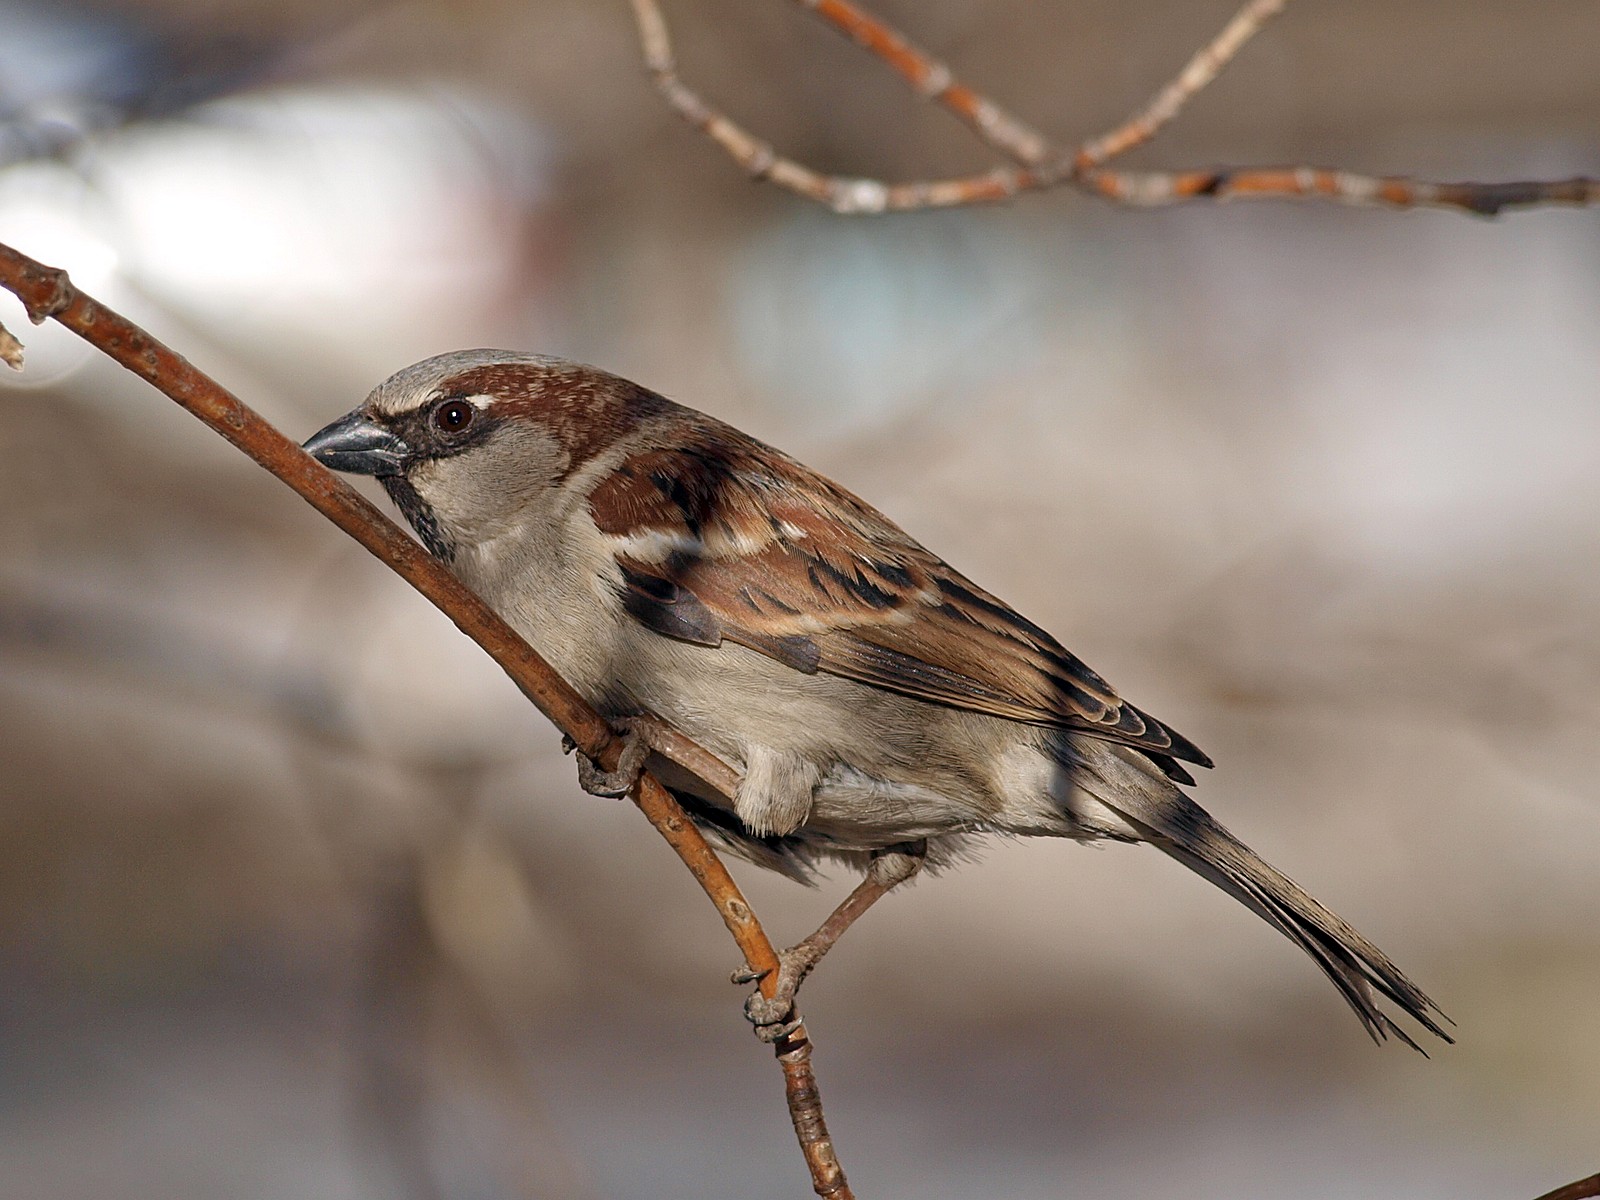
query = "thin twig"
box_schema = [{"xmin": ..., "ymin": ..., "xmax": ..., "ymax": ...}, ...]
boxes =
[
  {"xmin": 793, "ymin": 0, "xmax": 1050, "ymax": 165},
  {"xmin": 1080, "ymin": 166, "xmax": 1600, "ymax": 215},
  {"xmin": 1073, "ymin": 0, "xmax": 1289, "ymax": 170},
  {"xmin": 796, "ymin": 0, "xmax": 1286, "ymax": 173},
  {"xmin": 1532, "ymin": 1172, "xmax": 1600, "ymax": 1200},
  {"xmin": 631, "ymin": 0, "xmax": 1028, "ymax": 213},
  {"xmin": 0, "ymin": 241, "xmax": 853, "ymax": 1200},
  {"xmin": 630, "ymin": 0, "xmax": 1600, "ymax": 216},
  {"xmin": 627, "ymin": 712, "xmax": 743, "ymax": 798}
]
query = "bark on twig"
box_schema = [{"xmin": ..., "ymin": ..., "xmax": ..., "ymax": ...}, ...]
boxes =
[
  {"xmin": 1532, "ymin": 1173, "xmax": 1600, "ymax": 1200},
  {"xmin": 631, "ymin": 0, "xmax": 1600, "ymax": 216},
  {"xmin": 792, "ymin": 0, "xmax": 1051, "ymax": 167},
  {"xmin": 1070, "ymin": 0, "xmax": 1289, "ymax": 171},
  {"xmin": 0, "ymin": 240, "xmax": 853, "ymax": 1200},
  {"xmin": 1079, "ymin": 167, "xmax": 1600, "ymax": 215}
]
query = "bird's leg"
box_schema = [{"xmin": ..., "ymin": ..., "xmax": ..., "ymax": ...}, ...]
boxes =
[
  {"xmin": 563, "ymin": 718, "xmax": 652, "ymax": 799},
  {"xmin": 735, "ymin": 840, "xmax": 926, "ymax": 1042}
]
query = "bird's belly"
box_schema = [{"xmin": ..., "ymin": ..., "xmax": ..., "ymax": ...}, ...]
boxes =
[
  {"xmin": 803, "ymin": 764, "xmax": 988, "ymax": 847},
  {"xmin": 475, "ymin": 557, "xmax": 1051, "ymax": 845},
  {"xmin": 611, "ymin": 628, "xmax": 1024, "ymax": 840}
]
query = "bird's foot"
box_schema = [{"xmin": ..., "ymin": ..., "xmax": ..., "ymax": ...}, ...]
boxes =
[
  {"xmin": 732, "ymin": 941, "xmax": 824, "ymax": 1044},
  {"xmin": 563, "ymin": 720, "xmax": 651, "ymax": 799}
]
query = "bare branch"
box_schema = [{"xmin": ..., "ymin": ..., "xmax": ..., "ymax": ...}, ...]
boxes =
[
  {"xmin": 626, "ymin": 713, "xmax": 743, "ymax": 798},
  {"xmin": 1083, "ymin": 166, "xmax": 1600, "ymax": 216},
  {"xmin": 631, "ymin": 0, "xmax": 1600, "ymax": 217},
  {"xmin": 0, "ymin": 240, "xmax": 853, "ymax": 1200},
  {"xmin": 632, "ymin": 0, "xmax": 889, "ymax": 213},
  {"xmin": 630, "ymin": 0, "xmax": 1050, "ymax": 212},
  {"xmin": 1073, "ymin": 0, "xmax": 1290, "ymax": 170},
  {"xmin": 793, "ymin": 0, "xmax": 1051, "ymax": 165},
  {"xmin": 1532, "ymin": 1172, "xmax": 1600, "ymax": 1200},
  {"xmin": 798, "ymin": 0, "xmax": 1289, "ymax": 172}
]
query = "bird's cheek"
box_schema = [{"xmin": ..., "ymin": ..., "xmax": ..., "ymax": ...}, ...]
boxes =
[
  {"xmin": 402, "ymin": 460, "xmax": 471, "ymax": 538},
  {"xmin": 406, "ymin": 460, "xmax": 517, "ymax": 548}
]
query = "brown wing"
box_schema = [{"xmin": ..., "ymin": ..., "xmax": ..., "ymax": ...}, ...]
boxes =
[{"xmin": 588, "ymin": 431, "xmax": 1211, "ymax": 775}]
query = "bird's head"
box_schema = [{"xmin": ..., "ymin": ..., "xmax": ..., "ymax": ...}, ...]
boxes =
[{"xmin": 303, "ymin": 349, "xmax": 661, "ymax": 561}]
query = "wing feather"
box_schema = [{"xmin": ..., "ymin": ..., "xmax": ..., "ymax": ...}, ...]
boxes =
[{"xmin": 588, "ymin": 432, "xmax": 1211, "ymax": 770}]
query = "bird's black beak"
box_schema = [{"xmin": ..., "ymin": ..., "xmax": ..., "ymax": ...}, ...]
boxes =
[{"xmin": 302, "ymin": 410, "xmax": 408, "ymax": 477}]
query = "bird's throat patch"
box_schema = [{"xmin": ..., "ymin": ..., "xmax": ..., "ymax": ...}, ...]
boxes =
[{"xmin": 381, "ymin": 475, "xmax": 456, "ymax": 562}]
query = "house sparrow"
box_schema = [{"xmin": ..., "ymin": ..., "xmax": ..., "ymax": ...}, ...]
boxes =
[{"xmin": 304, "ymin": 349, "xmax": 1449, "ymax": 1049}]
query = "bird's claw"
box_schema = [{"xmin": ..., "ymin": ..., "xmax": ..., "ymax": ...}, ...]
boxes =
[
  {"xmin": 734, "ymin": 943, "xmax": 822, "ymax": 1043},
  {"xmin": 746, "ymin": 1009, "xmax": 803, "ymax": 1044},
  {"xmin": 573, "ymin": 724, "xmax": 651, "ymax": 799}
]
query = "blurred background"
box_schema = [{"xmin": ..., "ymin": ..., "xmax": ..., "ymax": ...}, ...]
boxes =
[{"xmin": 2, "ymin": 1, "xmax": 1598, "ymax": 1196}]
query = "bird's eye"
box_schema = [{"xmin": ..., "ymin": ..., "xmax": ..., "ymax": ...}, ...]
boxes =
[{"xmin": 433, "ymin": 398, "xmax": 474, "ymax": 433}]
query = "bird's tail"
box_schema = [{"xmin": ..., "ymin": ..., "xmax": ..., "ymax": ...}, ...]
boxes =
[{"xmin": 1075, "ymin": 744, "xmax": 1452, "ymax": 1051}]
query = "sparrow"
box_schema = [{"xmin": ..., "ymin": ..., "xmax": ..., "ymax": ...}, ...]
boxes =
[{"xmin": 304, "ymin": 349, "xmax": 1449, "ymax": 1049}]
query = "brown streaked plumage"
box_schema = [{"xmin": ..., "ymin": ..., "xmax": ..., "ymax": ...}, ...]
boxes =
[
  {"xmin": 304, "ymin": 349, "xmax": 1451, "ymax": 1052},
  {"xmin": 591, "ymin": 433, "xmax": 1210, "ymax": 782}
]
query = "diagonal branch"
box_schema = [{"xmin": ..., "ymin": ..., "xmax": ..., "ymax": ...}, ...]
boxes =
[
  {"xmin": 0, "ymin": 241, "xmax": 853, "ymax": 1200},
  {"xmin": 796, "ymin": 0, "xmax": 1287, "ymax": 172},
  {"xmin": 1072, "ymin": 0, "xmax": 1289, "ymax": 170},
  {"xmin": 631, "ymin": 0, "xmax": 1600, "ymax": 216},
  {"xmin": 631, "ymin": 0, "xmax": 1041, "ymax": 212},
  {"xmin": 792, "ymin": 0, "xmax": 1051, "ymax": 166},
  {"xmin": 1531, "ymin": 1172, "xmax": 1600, "ymax": 1200}
]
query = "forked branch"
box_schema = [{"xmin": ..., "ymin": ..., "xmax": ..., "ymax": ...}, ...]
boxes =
[
  {"xmin": 0, "ymin": 242, "xmax": 853, "ymax": 1200},
  {"xmin": 631, "ymin": 0, "xmax": 1600, "ymax": 216}
]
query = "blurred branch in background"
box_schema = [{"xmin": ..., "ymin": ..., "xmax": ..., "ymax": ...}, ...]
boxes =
[
  {"xmin": 0, "ymin": 562, "xmax": 598, "ymax": 1196},
  {"xmin": 632, "ymin": 0, "xmax": 1600, "ymax": 215},
  {"xmin": 345, "ymin": 773, "xmax": 605, "ymax": 1200},
  {"xmin": 0, "ymin": 241, "xmax": 855, "ymax": 1199}
]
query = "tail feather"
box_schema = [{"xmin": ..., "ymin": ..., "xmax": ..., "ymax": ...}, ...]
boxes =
[
  {"xmin": 1156, "ymin": 836, "xmax": 1450, "ymax": 1051},
  {"xmin": 1080, "ymin": 748, "xmax": 1452, "ymax": 1050}
]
